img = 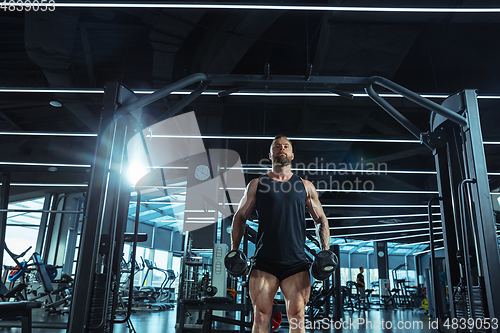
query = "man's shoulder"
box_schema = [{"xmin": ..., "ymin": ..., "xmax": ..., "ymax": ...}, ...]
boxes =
[
  {"xmin": 300, "ymin": 177, "xmax": 316, "ymax": 195},
  {"xmin": 248, "ymin": 178, "xmax": 260, "ymax": 188},
  {"xmin": 300, "ymin": 177, "xmax": 313, "ymax": 187}
]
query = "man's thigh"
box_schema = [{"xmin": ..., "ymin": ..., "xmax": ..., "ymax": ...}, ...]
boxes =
[
  {"xmin": 279, "ymin": 271, "xmax": 310, "ymax": 313},
  {"xmin": 249, "ymin": 269, "xmax": 280, "ymax": 312}
]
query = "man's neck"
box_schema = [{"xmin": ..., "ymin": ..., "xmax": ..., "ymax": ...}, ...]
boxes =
[{"xmin": 269, "ymin": 165, "xmax": 293, "ymax": 181}]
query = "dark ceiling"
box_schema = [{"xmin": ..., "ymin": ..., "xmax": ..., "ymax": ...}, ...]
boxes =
[{"xmin": 1, "ymin": 1, "xmax": 500, "ymax": 246}]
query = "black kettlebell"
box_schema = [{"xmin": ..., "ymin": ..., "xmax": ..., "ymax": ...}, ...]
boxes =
[
  {"xmin": 224, "ymin": 249, "xmax": 248, "ymax": 277},
  {"xmin": 311, "ymin": 250, "xmax": 338, "ymax": 280}
]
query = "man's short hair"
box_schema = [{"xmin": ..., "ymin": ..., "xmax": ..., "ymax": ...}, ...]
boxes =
[
  {"xmin": 360, "ymin": 267, "xmax": 363, "ymax": 270},
  {"xmin": 271, "ymin": 134, "xmax": 292, "ymax": 149}
]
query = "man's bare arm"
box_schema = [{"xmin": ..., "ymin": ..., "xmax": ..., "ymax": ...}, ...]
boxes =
[
  {"xmin": 231, "ymin": 178, "xmax": 258, "ymax": 250},
  {"xmin": 304, "ymin": 180, "xmax": 330, "ymax": 250}
]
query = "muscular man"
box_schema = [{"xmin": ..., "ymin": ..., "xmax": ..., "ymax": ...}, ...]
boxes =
[{"xmin": 231, "ymin": 134, "xmax": 330, "ymax": 333}]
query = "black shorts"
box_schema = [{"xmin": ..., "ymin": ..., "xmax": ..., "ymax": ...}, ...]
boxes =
[{"xmin": 251, "ymin": 258, "xmax": 309, "ymax": 282}]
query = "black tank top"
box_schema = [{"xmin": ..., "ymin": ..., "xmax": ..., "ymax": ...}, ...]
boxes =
[{"xmin": 254, "ymin": 173, "xmax": 307, "ymax": 264}]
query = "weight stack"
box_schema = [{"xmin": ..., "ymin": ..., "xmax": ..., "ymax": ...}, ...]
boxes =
[
  {"xmin": 454, "ymin": 285, "xmax": 486, "ymax": 333},
  {"xmin": 88, "ymin": 273, "xmax": 115, "ymax": 333}
]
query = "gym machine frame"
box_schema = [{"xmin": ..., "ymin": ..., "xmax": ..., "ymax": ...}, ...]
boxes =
[
  {"xmin": 65, "ymin": 71, "xmax": 366, "ymax": 332},
  {"xmin": 367, "ymin": 76, "xmax": 500, "ymax": 332},
  {"xmin": 67, "ymin": 74, "xmax": 208, "ymax": 333}
]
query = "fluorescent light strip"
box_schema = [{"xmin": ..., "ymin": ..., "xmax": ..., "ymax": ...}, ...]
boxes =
[
  {"xmin": 136, "ymin": 202, "xmax": 185, "ymax": 205},
  {"xmin": 186, "ymin": 221, "xmax": 217, "ymax": 224},
  {"xmin": 338, "ymin": 232, "xmax": 444, "ymax": 245},
  {"xmin": 316, "ymin": 189, "xmax": 439, "ymax": 194},
  {"xmin": 3, "ymin": 87, "xmax": 500, "ymax": 99},
  {"xmin": 150, "ymin": 166, "xmax": 188, "ymax": 170},
  {"xmin": 330, "ymin": 227, "xmax": 441, "ymax": 238},
  {"xmin": 127, "ymin": 166, "xmax": 188, "ymax": 170},
  {"xmin": 306, "ymin": 220, "xmax": 441, "ymax": 231},
  {"xmin": 234, "ymin": 167, "xmax": 500, "ymax": 176},
  {"xmin": 0, "ymin": 88, "xmax": 105, "ymax": 93},
  {"xmin": 0, "ymin": 183, "xmax": 88, "ymax": 187},
  {"xmin": 222, "ymin": 187, "xmax": 439, "ymax": 194},
  {"xmin": 0, "ymin": 162, "xmax": 91, "ymax": 168},
  {"xmin": 322, "ymin": 204, "xmax": 440, "ymax": 208},
  {"xmin": 299, "ymin": 169, "xmax": 436, "ymax": 175},
  {"xmin": 130, "ymin": 199, "xmax": 186, "ymax": 204},
  {"xmin": 0, "ymin": 129, "xmax": 498, "ymax": 147},
  {"xmin": 232, "ymin": 92, "xmax": 344, "ymax": 97},
  {"xmin": 413, "ymin": 247, "xmax": 445, "ymax": 256},
  {"xmin": 306, "ymin": 213, "xmax": 441, "ymax": 220},
  {"xmin": 0, "ymin": 131, "xmax": 97, "ymax": 137},
  {"xmin": 150, "ymin": 134, "xmax": 421, "ymax": 144},
  {"xmin": 0, "ymin": 87, "xmax": 217, "ymax": 96},
  {"xmin": 185, "ymin": 210, "xmax": 216, "ymax": 213},
  {"xmin": 229, "ymin": 166, "xmax": 436, "ymax": 174},
  {"xmin": 8, "ymin": 3, "xmax": 498, "ymax": 13},
  {"xmin": 133, "ymin": 186, "xmax": 186, "ymax": 189}
]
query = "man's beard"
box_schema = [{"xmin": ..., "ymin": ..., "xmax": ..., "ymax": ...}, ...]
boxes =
[{"xmin": 272, "ymin": 155, "xmax": 291, "ymax": 166}]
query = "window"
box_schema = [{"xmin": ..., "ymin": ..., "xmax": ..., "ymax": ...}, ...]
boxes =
[
  {"xmin": 368, "ymin": 269, "xmax": 379, "ymax": 290},
  {"xmin": 340, "ymin": 267, "xmax": 351, "ymax": 286},
  {"xmin": 134, "ymin": 246, "xmax": 151, "ymax": 286},
  {"xmin": 171, "ymin": 256, "xmax": 181, "ymax": 296},
  {"xmin": 151, "ymin": 249, "xmax": 169, "ymax": 288},
  {"xmin": 3, "ymin": 197, "xmax": 44, "ymax": 267}
]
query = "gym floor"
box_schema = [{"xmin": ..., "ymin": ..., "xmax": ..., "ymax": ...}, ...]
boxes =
[{"xmin": 0, "ymin": 307, "xmax": 439, "ymax": 332}]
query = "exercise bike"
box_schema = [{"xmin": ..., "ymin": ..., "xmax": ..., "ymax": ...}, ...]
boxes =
[{"xmin": 1, "ymin": 245, "xmax": 33, "ymax": 301}]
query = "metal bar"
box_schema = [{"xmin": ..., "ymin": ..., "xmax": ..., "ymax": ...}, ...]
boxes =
[
  {"xmin": 428, "ymin": 196, "xmax": 442, "ymax": 321},
  {"xmin": 459, "ymin": 179, "xmax": 477, "ymax": 332},
  {"xmin": 176, "ymin": 231, "xmax": 190, "ymax": 330},
  {"xmin": 114, "ymin": 191, "xmax": 140, "ymax": 324},
  {"xmin": 241, "ymin": 228, "xmax": 249, "ymax": 333},
  {"xmin": 68, "ymin": 81, "xmax": 120, "ymax": 333},
  {"xmin": 0, "ymin": 321, "xmax": 68, "ymax": 329},
  {"xmin": 207, "ymin": 74, "xmax": 369, "ymax": 85},
  {"xmin": 86, "ymin": 110, "xmax": 130, "ymax": 331},
  {"xmin": 0, "ymin": 209, "xmax": 83, "ymax": 213},
  {"xmin": 461, "ymin": 89, "xmax": 500, "ymax": 325},
  {"xmin": 0, "ymin": 173, "xmax": 10, "ymax": 275},
  {"xmin": 152, "ymin": 79, "xmax": 209, "ymax": 124},
  {"xmin": 367, "ymin": 76, "xmax": 467, "ymax": 127},
  {"xmin": 365, "ymin": 84, "xmax": 425, "ymax": 142},
  {"xmin": 210, "ymin": 315, "xmax": 252, "ymax": 328},
  {"xmin": 115, "ymin": 73, "xmax": 207, "ymax": 119},
  {"xmin": 41, "ymin": 194, "xmax": 62, "ymax": 265},
  {"xmin": 34, "ymin": 193, "xmax": 52, "ymax": 254}
]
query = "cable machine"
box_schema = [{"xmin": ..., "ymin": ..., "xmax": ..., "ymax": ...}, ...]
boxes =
[
  {"xmin": 64, "ymin": 70, "xmax": 364, "ymax": 332},
  {"xmin": 67, "ymin": 74, "xmax": 208, "ymax": 333},
  {"xmin": 367, "ymin": 77, "xmax": 500, "ymax": 332}
]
